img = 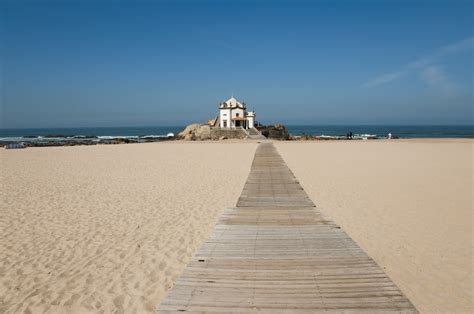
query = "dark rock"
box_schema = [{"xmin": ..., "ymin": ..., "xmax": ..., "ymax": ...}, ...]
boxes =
[
  {"xmin": 73, "ymin": 135, "xmax": 98, "ymax": 139},
  {"xmin": 257, "ymin": 124, "xmax": 289, "ymax": 140}
]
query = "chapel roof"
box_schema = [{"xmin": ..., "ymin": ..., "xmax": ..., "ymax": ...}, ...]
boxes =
[{"xmin": 219, "ymin": 96, "xmax": 246, "ymax": 109}]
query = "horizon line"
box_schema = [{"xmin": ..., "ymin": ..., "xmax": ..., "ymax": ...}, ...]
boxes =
[{"xmin": 1, "ymin": 123, "xmax": 474, "ymax": 130}]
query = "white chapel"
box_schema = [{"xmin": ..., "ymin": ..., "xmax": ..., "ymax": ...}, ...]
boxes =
[{"xmin": 218, "ymin": 96, "xmax": 256, "ymax": 129}]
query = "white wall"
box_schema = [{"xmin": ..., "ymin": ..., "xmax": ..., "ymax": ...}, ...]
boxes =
[
  {"xmin": 231, "ymin": 108, "xmax": 245, "ymax": 119},
  {"xmin": 219, "ymin": 108, "xmax": 231, "ymax": 128},
  {"xmin": 248, "ymin": 116, "xmax": 255, "ymax": 128},
  {"xmin": 219, "ymin": 107, "xmax": 252, "ymax": 128}
]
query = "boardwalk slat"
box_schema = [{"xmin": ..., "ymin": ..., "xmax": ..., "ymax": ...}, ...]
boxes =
[{"xmin": 157, "ymin": 143, "xmax": 417, "ymax": 313}]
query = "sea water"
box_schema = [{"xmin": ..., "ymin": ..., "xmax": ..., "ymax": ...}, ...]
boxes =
[
  {"xmin": 286, "ymin": 125, "xmax": 474, "ymax": 138},
  {"xmin": 0, "ymin": 125, "xmax": 472, "ymax": 141}
]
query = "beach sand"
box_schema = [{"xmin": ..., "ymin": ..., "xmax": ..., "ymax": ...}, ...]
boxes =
[
  {"xmin": 1, "ymin": 139, "xmax": 472, "ymax": 313},
  {"xmin": 0, "ymin": 142, "xmax": 257, "ymax": 313},
  {"xmin": 275, "ymin": 139, "xmax": 473, "ymax": 313}
]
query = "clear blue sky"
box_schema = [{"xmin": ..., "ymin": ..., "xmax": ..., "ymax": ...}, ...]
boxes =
[{"xmin": 1, "ymin": 0, "xmax": 473, "ymax": 128}]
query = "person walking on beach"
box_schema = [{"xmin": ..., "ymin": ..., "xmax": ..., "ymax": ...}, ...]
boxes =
[{"xmin": 349, "ymin": 131, "xmax": 353, "ymax": 139}]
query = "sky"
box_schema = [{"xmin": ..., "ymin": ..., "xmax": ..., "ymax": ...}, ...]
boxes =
[{"xmin": 1, "ymin": 0, "xmax": 473, "ymax": 128}]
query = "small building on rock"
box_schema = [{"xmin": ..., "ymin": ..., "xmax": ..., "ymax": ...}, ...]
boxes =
[{"xmin": 218, "ymin": 96, "xmax": 256, "ymax": 129}]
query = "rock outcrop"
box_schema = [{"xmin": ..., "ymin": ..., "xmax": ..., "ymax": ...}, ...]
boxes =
[
  {"xmin": 177, "ymin": 124, "xmax": 201, "ymax": 140},
  {"xmin": 257, "ymin": 124, "xmax": 290, "ymax": 140},
  {"xmin": 177, "ymin": 122, "xmax": 290, "ymax": 141},
  {"xmin": 177, "ymin": 124, "xmax": 247, "ymax": 140},
  {"xmin": 195, "ymin": 125, "xmax": 211, "ymax": 140}
]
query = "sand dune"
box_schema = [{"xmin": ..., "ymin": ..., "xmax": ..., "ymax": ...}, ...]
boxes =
[
  {"xmin": 275, "ymin": 139, "xmax": 473, "ymax": 313},
  {"xmin": 0, "ymin": 142, "xmax": 256, "ymax": 313}
]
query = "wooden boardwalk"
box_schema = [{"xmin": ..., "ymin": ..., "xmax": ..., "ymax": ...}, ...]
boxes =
[{"xmin": 158, "ymin": 143, "xmax": 417, "ymax": 313}]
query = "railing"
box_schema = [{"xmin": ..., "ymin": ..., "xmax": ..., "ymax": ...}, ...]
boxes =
[
  {"xmin": 240, "ymin": 126, "xmax": 250, "ymax": 137},
  {"xmin": 248, "ymin": 127, "xmax": 263, "ymax": 136}
]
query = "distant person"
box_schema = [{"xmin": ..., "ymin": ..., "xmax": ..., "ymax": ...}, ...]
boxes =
[
  {"xmin": 388, "ymin": 133, "xmax": 392, "ymax": 139},
  {"xmin": 349, "ymin": 131, "xmax": 353, "ymax": 139}
]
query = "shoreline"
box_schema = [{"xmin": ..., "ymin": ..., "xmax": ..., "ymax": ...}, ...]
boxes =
[
  {"xmin": 2, "ymin": 124, "xmax": 473, "ymax": 148},
  {"xmin": 2, "ymin": 136, "xmax": 473, "ymax": 149}
]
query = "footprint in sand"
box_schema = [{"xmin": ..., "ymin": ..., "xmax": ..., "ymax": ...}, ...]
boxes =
[
  {"xmin": 113, "ymin": 295, "xmax": 125, "ymax": 310},
  {"xmin": 95, "ymin": 301, "xmax": 102, "ymax": 309},
  {"xmin": 85, "ymin": 274, "xmax": 93, "ymax": 285},
  {"xmin": 150, "ymin": 270, "xmax": 159, "ymax": 283},
  {"xmin": 158, "ymin": 261, "xmax": 166, "ymax": 271},
  {"xmin": 63, "ymin": 293, "xmax": 80, "ymax": 306}
]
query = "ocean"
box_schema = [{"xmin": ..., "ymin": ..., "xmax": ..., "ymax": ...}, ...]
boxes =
[
  {"xmin": 0, "ymin": 125, "xmax": 473, "ymax": 141},
  {"xmin": 285, "ymin": 125, "xmax": 474, "ymax": 138}
]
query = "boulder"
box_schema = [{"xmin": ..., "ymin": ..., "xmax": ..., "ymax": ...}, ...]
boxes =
[
  {"xmin": 177, "ymin": 124, "xmax": 201, "ymax": 139},
  {"xmin": 178, "ymin": 124, "xmax": 212, "ymax": 141},
  {"xmin": 258, "ymin": 124, "xmax": 290, "ymax": 140},
  {"xmin": 207, "ymin": 117, "xmax": 218, "ymax": 127},
  {"xmin": 183, "ymin": 133, "xmax": 196, "ymax": 141},
  {"xmin": 195, "ymin": 125, "xmax": 211, "ymax": 140}
]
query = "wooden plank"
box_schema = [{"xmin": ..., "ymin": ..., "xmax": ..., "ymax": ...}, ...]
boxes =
[{"xmin": 157, "ymin": 143, "xmax": 417, "ymax": 313}]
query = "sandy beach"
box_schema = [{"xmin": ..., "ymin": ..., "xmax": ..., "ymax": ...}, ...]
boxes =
[
  {"xmin": 276, "ymin": 139, "xmax": 473, "ymax": 313},
  {"xmin": 0, "ymin": 142, "xmax": 257, "ymax": 313},
  {"xmin": 2, "ymin": 0, "xmax": 472, "ymax": 312},
  {"xmin": 1, "ymin": 139, "xmax": 472, "ymax": 313}
]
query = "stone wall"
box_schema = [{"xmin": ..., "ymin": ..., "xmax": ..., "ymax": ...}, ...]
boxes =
[
  {"xmin": 177, "ymin": 124, "xmax": 247, "ymax": 140},
  {"xmin": 209, "ymin": 128, "xmax": 247, "ymax": 140}
]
